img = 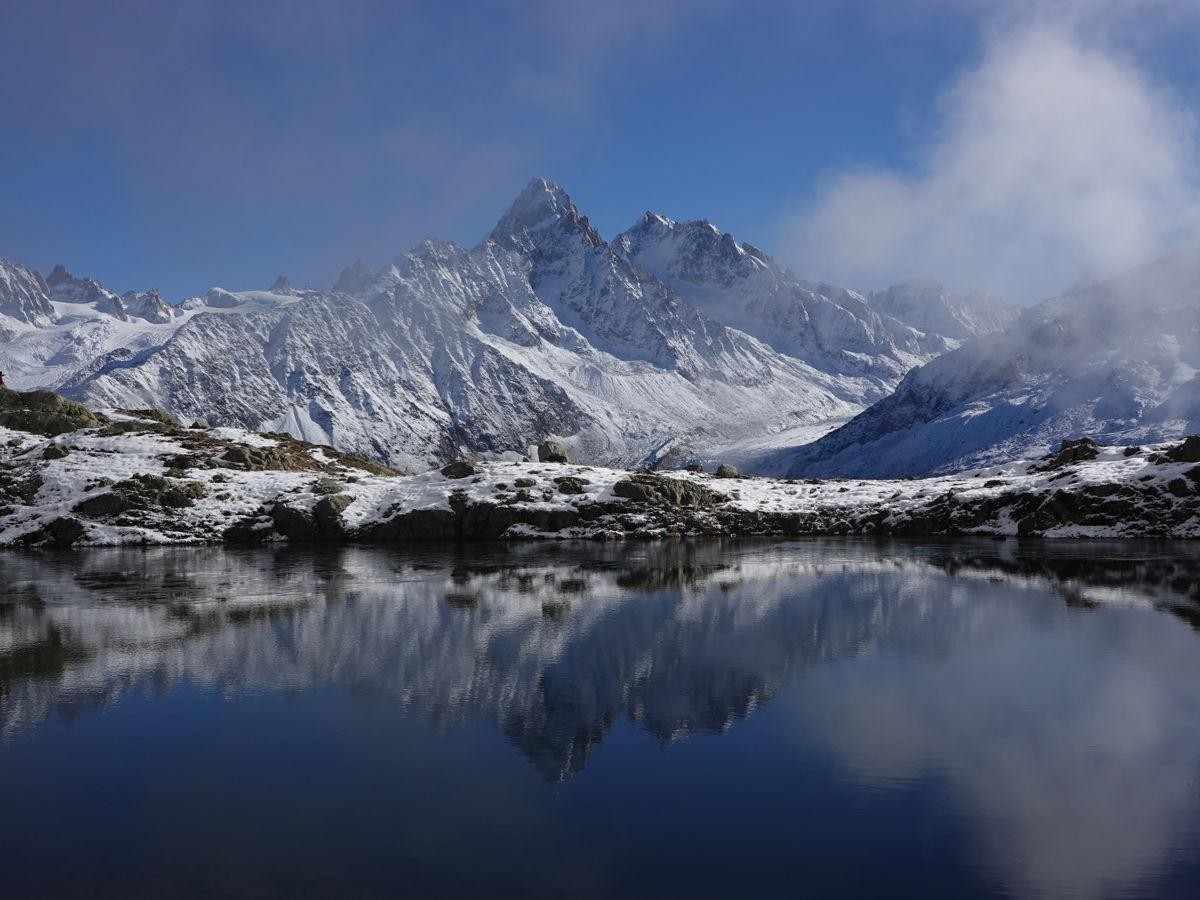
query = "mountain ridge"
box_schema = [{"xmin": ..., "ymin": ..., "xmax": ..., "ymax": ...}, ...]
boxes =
[{"xmin": 0, "ymin": 178, "xmax": 1015, "ymax": 472}]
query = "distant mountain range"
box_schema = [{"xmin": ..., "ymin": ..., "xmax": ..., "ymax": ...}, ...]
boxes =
[
  {"xmin": 785, "ymin": 247, "xmax": 1200, "ymax": 476},
  {"xmin": 0, "ymin": 178, "xmax": 1014, "ymax": 472}
]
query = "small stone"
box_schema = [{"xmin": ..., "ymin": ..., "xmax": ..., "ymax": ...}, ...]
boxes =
[{"xmin": 42, "ymin": 443, "xmax": 70, "ymax": 460}]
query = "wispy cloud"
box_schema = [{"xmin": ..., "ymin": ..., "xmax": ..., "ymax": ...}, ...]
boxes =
[{"xmin": 782, "ymin": 13, "xmax": 1200, "ymax": 302}]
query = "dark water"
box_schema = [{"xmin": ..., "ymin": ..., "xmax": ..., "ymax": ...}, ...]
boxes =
[{"xmin": 3, "ymin": 539, "xmax": 1200, "ymax": 899}]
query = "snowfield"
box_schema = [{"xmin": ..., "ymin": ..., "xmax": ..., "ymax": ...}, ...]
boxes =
[{"xmin": 3, "ymin": 400, "xmax": 1199, "ymax": 546}]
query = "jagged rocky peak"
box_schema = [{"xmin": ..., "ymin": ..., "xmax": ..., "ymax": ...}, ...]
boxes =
[
  {"xmin": 43, "ymin": 263, "xmax": 113, "ymax": 305},
  {"xmin": 45, "ymin": 263, "xmax": 73, "ymax": 287},
  {"xmin": 488, "ymin": 177, "xmax": 605, "ymax": 253},
  {"xmin": 868, "ymin": 278, "xmax": 1017, "ymax": 341},
  {"xmin": 120, "ymin": 287, "xmax": 174, "ymax": 323},
  {"xmin": 334, "ymin": 259, "xmax": 373, "ymax": 294},
  {"xmin": 269, "ymin": 275, "xmax": 296, "ymax": 295},
  {"xmin": 615, "ymin": 212, "xmax": 771, "ymax": 289},
  {"xmin": 0, "ymin": 258, "xmax": 56, "ymax": 326}
]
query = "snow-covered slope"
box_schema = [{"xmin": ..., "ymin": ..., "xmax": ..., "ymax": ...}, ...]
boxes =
[
  {"xmin": 785, "ymin": 247, "xmax": 1200, "ymax": 477},
  {"xmin": 0, "ymin": 179, "xmax": 1011, "ymax": 472},
  {"xmin": 4, "ymin": 397, "xmax": 1199, "ymax": 546},
  {"xmin": 614, "ymin": 212, "xmax": 945, "ymax": 384},
  {"xmin": 867, "ymin": 278, "xmax": 1018, "ymax": 344}
]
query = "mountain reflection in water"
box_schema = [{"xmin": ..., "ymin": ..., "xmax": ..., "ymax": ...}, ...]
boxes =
[{"xmin": 2, "ymin": 539, "xmax": 1200, "ymax": 899}]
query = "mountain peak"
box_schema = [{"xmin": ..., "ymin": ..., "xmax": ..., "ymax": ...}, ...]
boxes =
[
  {"xmin": 46, "ymin": 264, "xmax": 73, "ymax": 287},
  {"xmin": 269, "ymin": 275, "xmax": 296, "ymax": 295},
  {"xmin": 488, "ymin": 177, "xmax": 604, "ymax": 250},
  {"xmin": 334, "ymin": 260, "xmax": 373, "ymax": 294}
]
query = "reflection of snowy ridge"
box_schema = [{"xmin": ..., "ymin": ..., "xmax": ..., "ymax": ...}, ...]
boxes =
[
  {"xmin": 3, "ymin": 541, "xmax": 1198, "ymax": 780},
  {"xmin": 0, "ymin": 180, "xmax": 1014, "ymax": 472}
]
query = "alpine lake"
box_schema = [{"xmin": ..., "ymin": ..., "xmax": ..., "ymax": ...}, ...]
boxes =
[{"xmin": 3, "ymin": 538, "xmax": 1200, "ymax": 899}]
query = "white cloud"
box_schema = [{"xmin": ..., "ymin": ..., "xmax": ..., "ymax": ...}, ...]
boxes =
[{"xmin": 782, "ymin": 21, "xmax": 1200, "ymax": 302}]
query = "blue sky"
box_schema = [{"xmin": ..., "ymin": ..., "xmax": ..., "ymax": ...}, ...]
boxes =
[{"xmin": 2, "ymin": 1, "xmax": 1198, "ymax": 302}]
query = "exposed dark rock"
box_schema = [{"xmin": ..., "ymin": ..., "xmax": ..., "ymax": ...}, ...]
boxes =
[
  {"xmin": 440, "ymin": 460, "xmax": 477, "ymax": 479},
  {"xmin": 190, "ymin": 418, "xmax": 211, "ymax": 429},
  {"xmin": 714, "ymin": 463, "xmax": 739, "ymax": 478},
  {"xmin": 685, "ymin": 463, "xmax": 704, "ymax": 473},
  {"xmin": 73, "ymin": 474, "xmax": 207, "ymax": 518},
  {"xmin": 0, "ymin": 388, "xmax": 107, "ymax": 436},
  {"xmin": 554, "ymin": 476, "xmax": 589, "ymax": 495},
  {"xmin": 1167, "ymin": 435, "xmax": 1200, "ymax": 463},
  {"xmin": 538, "ymin": 441, "xmax": 569, "ymax": 463},
  {"xmin": 219, "ymin": 445, "xmax": 297, "ymax": 471},
  {"xmin": 42, "ymin": 443, "xmax": 69, "ymax": 460},
  {"xmin": 1038, "ymin": 437, "xmax": 1100, "ymax": 470},
  {"xmin": 269, "ymin": 497, "xmax": 352, "ymax": 543},
  {"xmin": 1123, "ymin": 446, "xmax": 1142, "ymax": 457},
  {"xmin": 613, "ymin": 474, "xmax": 725, "ymax": 508},
  {"xmin": 311, "ymin": 476, "xmax": 345, "ymax": 495},
  {"xmin": 41, "ymin": 517, "xmax": 85, "ymax": 547},
  {"xmin": 313, "ymin": 494, "xmax": 352, "ymax": 531}
]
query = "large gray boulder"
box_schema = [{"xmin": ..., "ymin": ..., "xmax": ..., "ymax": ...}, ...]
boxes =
[{"xmin": 538, "ymin": 441, "xmax": 569, "ymax": 463}]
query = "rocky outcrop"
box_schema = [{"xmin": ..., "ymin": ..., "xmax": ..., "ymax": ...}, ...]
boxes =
[
  {"xmin": 0, "ymin": 388, "xmax": 106, "ymax": 436},
  {"xmin": 3, "ymin": 387, "xmax": 1200, "ymax": 546},
  {"xmin": 538, "ymin": 441, "xmax": 569, "ymax": 463}
]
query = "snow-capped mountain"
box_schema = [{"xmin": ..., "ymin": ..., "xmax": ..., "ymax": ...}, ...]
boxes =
[
  {"xmin": 614, "ymin": 212, "xmax": 945, "ymax": 382},
  {"xmin": 784, "ymin": 247, "xmax": 1200, "ymax": 477},
  {"xmin": 0, "ymin": 179, "xmax": 1011, "ymax": 471},
  {"xmin": 867, "ymin": 278, "xmax": 1018, "ymax": 344}
]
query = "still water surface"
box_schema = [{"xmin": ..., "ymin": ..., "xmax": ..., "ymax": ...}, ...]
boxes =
[{"xmin": 2, "ymin": 539, "xmax": 1200, "ymax": 898}]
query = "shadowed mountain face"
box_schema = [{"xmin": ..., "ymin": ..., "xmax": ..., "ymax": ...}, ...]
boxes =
[{"xmin": 4, "ymin": 540, "xmax": 1200, "ymax": 898}]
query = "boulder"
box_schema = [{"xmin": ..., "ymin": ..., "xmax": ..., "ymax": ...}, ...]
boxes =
[
  {"xmin": 313, "ymin": 494, "xmax": 352, "ymax": 532},
  {"xmin": 0, "ymin": 388, "xmax": 107, "ymax": 436},
  {"xmin": 311, "ymin": 476, "xmax": 345, "ymax": 495},
  {"xmin": 538, "ymin": 441, "xmax": 569, "ymax": 464},
  {"xmin": 613, "ymin": 473, "xmax": 725, "ymax": 508},
  {"xmin": 72, "ymin": 474, "xmax": 206, "ymax": 518},
  {"xmin": 42, "ymin": 442, "xmax": 69, "ymax": 460},
  {"xmin": 685, "ymin": 463, "xmax": 704, "ymax": 473},
  {"xmin": 190, "ymin": 418, "xmax": 211, "ymax": 430},
  {"xmin": 554, "ymin": 476, "xmax": 588, "ymax": 495},
  {"xmin": 1037, "ymin": 437, "xmax": 1100, "ymax": 470},
  {"xmin": 40, "ymin": 517, "xmax": 86, "ymax": 547},
  {"xmin": 440, "ymin": 460, "xmax": 477, "ymax": 479},
  {"xmin": 714, "ymin": 463, "xmax": 739, "ymax": 478},
  {"xmin": 219, "ymin": 445, "xmax": 295, "ymax": 471},
  {"xmin": 1167, "ymin": 435, "xmax": 1200, "ymax": 464}
]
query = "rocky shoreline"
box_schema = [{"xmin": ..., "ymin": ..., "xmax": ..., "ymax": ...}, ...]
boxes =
[{"xmin": 1, "ymin": 388, "xmax": 1199, "ymax": 547}]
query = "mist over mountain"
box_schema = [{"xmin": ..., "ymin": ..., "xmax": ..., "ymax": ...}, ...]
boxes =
[
  {"xmin": 0, "ymin": 179, "xmax": 1011, "ymax": 472},
  {"xmin": 783, "ymin": 246, "xmax": 1200, "ymax": 477}
]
